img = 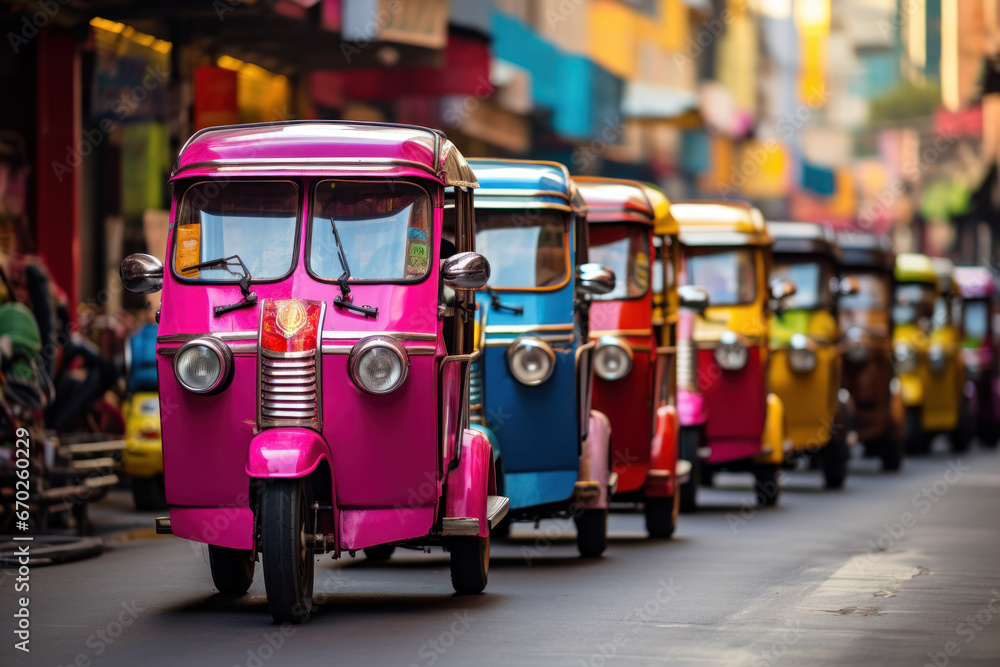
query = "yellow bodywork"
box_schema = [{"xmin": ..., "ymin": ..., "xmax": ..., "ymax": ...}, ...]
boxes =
[
  {"xmin": 923, "ymin": 323, "xmax": 963, "ymax": 432},
  {"xmin": 895, "ymin": 322, "xmax": 929, "ymax": 407},
  {"xmin": 768, "ymin": 310, "xmax": 841, "ymax": 451},
  {"xmin": 123, "ymin": 391, "xmax": 163, "ymax": 478},
  {"xmin": 754, "ymin": 392, "xmax": 786, "ymax": 463}
]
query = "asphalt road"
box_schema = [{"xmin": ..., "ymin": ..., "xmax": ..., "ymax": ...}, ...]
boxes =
[{"xmin": 4, "ymin": 442, "xmax": 1000, "ymax": 667}]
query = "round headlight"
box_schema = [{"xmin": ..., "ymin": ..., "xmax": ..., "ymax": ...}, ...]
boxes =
[
  {"xmin": 893, "ymin": 342, "xmax": 918, "ymax": 374},
  {"xmin": 507, "ymin": 337, "xmax": 556, "ymax": 386},
  {"xmin": 929, "ymin": 343, "xmax": 947, "ymax": 373},
  {"xmin": 349, "ymin": 336, "xmax": 409, "ymax": 395},
  {"xmin": 787, "ymin": 333, "xmax": 817, "ymax": 373},
  {"xmin": 173, "ymin": 338, "xmax": 233, "ymax": 394},
  {"xmin": 714, "ymin": 331, "xmax": 748, "ymax": 371},
  {"xmin": 594, "ymin": 337, "xmax": 633, "ymax": 381}
]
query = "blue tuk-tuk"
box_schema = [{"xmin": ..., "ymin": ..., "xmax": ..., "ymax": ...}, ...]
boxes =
[{"xmin": 467, "ymin": 159, "xmax": 616, "ymax": 557}]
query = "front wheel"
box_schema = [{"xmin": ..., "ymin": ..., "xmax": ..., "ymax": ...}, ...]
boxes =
[
  {"xmin": 644, "ymin": 494, "xmax": 679, "ymax": 539},
  {"xmin": 820, "ymin": 434, "xmax": 849, "ymax": 490},
  {"xmin": 450, "ymin": 535, "xmax": 489, "ymax": 594},
  {"xmin": 261, "ymin": 479, "xmax": 315, "ymax": 624},
  {"xmin": 752, "ymin": 464, "xmax": 780, "ymax": 507},
  {"xmin": 209, "ymin": 545, "xmax": 255, "ymax": 595},
  {"xmin": 575, "ymin": 508, "xmax": 608, "ymax": 557},
  {"xmin": 878, "ymin": 430, "xmax": 905, "ymax": 472},
  {"xmin": 679, "ymin": 426, "xmax": 702, "ymax": 513},
  {"xmin": 904, "ymin": 406, "xmax": 931, "ymax": 454}
]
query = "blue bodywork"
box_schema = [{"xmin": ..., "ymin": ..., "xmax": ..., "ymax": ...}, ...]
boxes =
[
  {"xmin": 468, "ymin": 159, "xmax": 590, "ymax": 515},
  {"xmin": 127, "ymin": 323, "xmax": 159, "ymax": 393}
]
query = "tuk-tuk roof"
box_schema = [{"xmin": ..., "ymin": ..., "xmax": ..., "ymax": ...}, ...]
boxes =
[
  {"xmin": 932, "ymin": 257, "xmax": 959, "ymax": 294},
  {"xmin": 172, "ymin": 120, "xmax": 478, "ymax": 187},
  {"xmin": 468, "ymin": 158, "xmax": 586, "ymax": 214},
  {"xmin": 836, "ymin": 232, "xmax": 894, "ymax": 270},
  {"xmin": 573, "ymin": 177, "xmax": 656, "ymax": 226},
  {"xmin": 671, "ymin": 200, "xmax": 771, "ymax": 246},
  {"xmin": 643, "ymin": 185, "xmax": 678, "ymax": 236},
  {"xmin": 766, "ymin": 221, "xmax": 842, "ymax": 260},
  {"xmin": 954, "ymin": 266, "xmax": 995, "ymax": 299},
  {"xmin": 895, "ymin": 253, "xmax": 937, "ymax": 285}
]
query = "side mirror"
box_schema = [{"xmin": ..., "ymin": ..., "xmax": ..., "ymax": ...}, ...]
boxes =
[
  {"xmin": 770, "ymin": 278, "xmax": 797, "ymax": 301},
  {"xmin": 577, "ymin": 263, "xmax": 616, "ymax": 296},
  {"xmin": 678, "ymin": 285, "xmax": 710, "ymax": 313},
  {"xmin": 442, "ymin": 251, "xmax": 490, "ymax": 290},
  {"xmin": 120, "ymin": 253, "xmax": 164, "ymax": 294},
  {"xmin": 837, "ymin": 276, "xmax": 860, "ymax": 297}
]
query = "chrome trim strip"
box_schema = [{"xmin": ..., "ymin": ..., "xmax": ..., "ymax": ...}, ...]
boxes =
[
  {"xmin": 439, "ymin": 517, "xmax": 480, "ymax": 536},
  {"xmin": 320, "ymin": 343, "xmax": 436, "ymax": 355},
  {"xmin": 589, "ymin": 329, "xmax": 653, "ymax": 338},
  {"xmin": 485, "ymin": 323, "xmax": 574, "ymax": 334},
  {"xmin": 320, "ymin": 345, "xmax": 354, "ymax": 355},
  {"xmin": 474, "ymin": 188, "xmax": 571, "ymax": 200},
  {"xmin": 322, "ymin": 331, "xmax": 436, "ymax": 342},
  {"xmin": 485, "ymin": 335, "xmax": 573, "ymax": 347},
  {"xmin": 158, "ymin": 332, "xmax": 256, "ymax": 343}
]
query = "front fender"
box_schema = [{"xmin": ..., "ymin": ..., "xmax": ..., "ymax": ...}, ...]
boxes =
[
  {"xmin": 899, "ymin": 373, "xmax": 924, "ymax": 406},
  {"xmin": 246, "ymin": 428, "xmax": 332, "ymax": 478},
  {"xmin": 445, "ymin": 429, "xmax": 495, "ymax": 538},
  {"xmin": 645, "ymin": 404, "xmax": 678, "ymax": 498},
  {"xmin": 677, "ymin": 388, "xmax": 708, "ymax": 427},
  {"xmin": 577, "ymin": 410, "xmax": 612, "ymax": 509},
  {"xmin": 753, "ymin": 393, "xmax": 786, "ymax": 464}
]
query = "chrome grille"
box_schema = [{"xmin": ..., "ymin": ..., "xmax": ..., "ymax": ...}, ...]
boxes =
[
  {"xmin": 677, "ymin": 337, "xmax": 697, "ymax": 392},
  {"xmin": 260, "ymin": 352, "xmax": 319, "ymax": 425}
]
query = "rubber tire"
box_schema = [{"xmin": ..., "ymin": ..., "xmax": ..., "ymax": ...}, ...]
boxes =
[
  {"xmin": 821, "ymin": 434, "xmax": 849, "ymax": 490},
  {"xmin": 753, "ymin": 464, "xmax": 780, "ymax": 507},
  {"xmin": 449, "ymin": 535, "xmax": 489, "ymax": 594},
  {"xmin": 644, "ymin": 494, "xmax": 679, "ymax": 539},
  {"xmin": 979, "ymin": 421, "xmax": 1000, "ymax": 448},
  {"xmin": 879, "ymin": 432, "xmax": 905, "ymax": 472},
  {"xmin": 575, "ymin": 508, "xmax": 608, "ymax": 558},
  {"xmin": 132, "ymin": 475, "xmax": 167, "ymax": 511},
  {"xmin": 950, "ymin": 402, "xmax": 973, "ymax": 453},
  {"xmin": 904, "ymin": 406, "xmax": 931, "ymax": 454},
  {"xmin": 363, "ymin": 545, "xmax": 396, "ymax": 561},
  {"xmin": 261, "ymin": 479, "xmax": 315, "ymax": 624},
  {"xmin": 209, "ymin": 545, "xmax": 255, "ymax": 595},
  {"xmin": 679, "ymin": 427, "xmax": 701, "ymax": 513}
]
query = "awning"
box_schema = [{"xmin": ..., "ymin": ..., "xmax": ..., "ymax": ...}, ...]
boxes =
[{"xmin": 620, "ymin": 81, "xmax": 700, "ymax": 122}]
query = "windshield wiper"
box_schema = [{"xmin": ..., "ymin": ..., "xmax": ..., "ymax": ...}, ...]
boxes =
[
  {"xmin": 483, "ymin": 286, "xmax": 524, "ymax": 315},
  {"xmin": 182, "ymin": 254, "xmax": 258, "ymax": 317},
  {"xmin": 329, "ymin": 218, "xmax": 378, "ymax": 319}
]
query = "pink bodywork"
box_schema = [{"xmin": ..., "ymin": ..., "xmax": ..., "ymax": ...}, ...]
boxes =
[
  {"xmin": 576, "ymin": 411, "xmax": 613, "ymax": 510},
  {"xmin": 158, "ymin": 123, "xmax": 493, "ymax": 553}
]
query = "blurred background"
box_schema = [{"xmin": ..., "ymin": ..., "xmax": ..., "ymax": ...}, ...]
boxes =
[{"xmin": 0, "ymin": 0, "xmax": 998, "ymax": 334}]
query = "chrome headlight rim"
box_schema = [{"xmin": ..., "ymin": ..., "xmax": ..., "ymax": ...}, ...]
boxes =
[
  {"xmin": 893, "ymin": 342, "xmax": 918, "ymax": 374},
  {"xmin": 172, "ymin": 337, "xmax": 234, "ymax": 395},
  {"xmin": 787, "ymin": 333, "xmax": 817, "ymax": 373},
  {"xmin": 506, "ymin": 336, "xmax": 556, "ymax": 386},
  {"xmin": 348, "ymin": 335, "xmax": 410, "ymax": 395},
  {"xmin": 594, "ymin": 336, "xmax": 634, "ymax": 381},
  {"xmin": 928, "ymin": 343, "xmax": 947, "ymax": 374},
  {"xmin": 714, "ymin": 330, "xmax": 749, "ymax": 371}
]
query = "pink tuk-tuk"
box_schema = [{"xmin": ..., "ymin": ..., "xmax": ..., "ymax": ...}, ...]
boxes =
[{"xmin": 119, "ymin": 121, "xmax": 508, "ymax": 623}]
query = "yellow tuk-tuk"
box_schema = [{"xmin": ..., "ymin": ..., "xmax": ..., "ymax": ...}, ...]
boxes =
[
  {"xmin": 766, "ymin": 222, "xmax": 856, "ymax": 489},
  {"xmin": 894, "ymin": 253, "xmax": 970, "ymax": 453}
]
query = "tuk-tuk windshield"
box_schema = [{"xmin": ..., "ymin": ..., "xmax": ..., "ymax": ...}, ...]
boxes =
[
  {"xmin": 964, "ymin": 299, "xmax": 989, "ymax": 341},
  {"xmin": 839, "ymin": 271, "xmax": 891, "ymax": 335},
  {"xmin": 309, "ymin": 180, "xmax": 433, "ymax": 282},
  {"xmin": 475, "ymin": 209, "xmax": 569, "ymax": 289},
  {"xmin": 770, "ymin": 259, "xmax": 835, "ymax": 310},
  {"xmin": 685, "ymin": 247, "xmax": 757, "ymax": 306},
  {"xmin": 588, "ymin": 224, "xmax": 651, "ymax": 300},
  {"xmin": 894, "ymin": 283, "xmax": 935, "ymax": 325},
  {"xmin": 174, "ymin": 181, "xmax": 299, "ymax": 281}
]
